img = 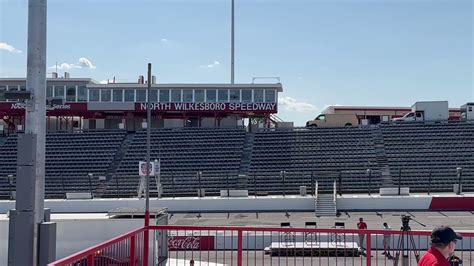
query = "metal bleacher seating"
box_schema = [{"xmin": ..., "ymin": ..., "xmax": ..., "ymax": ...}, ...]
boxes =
[
  {"xmin": 103, "ymin": 128, "xmax": 246, "ymax": 197},
  {"xmin": 0, "ymin": 130, "xmax": 126, "ymax": 199},
  {"xmin": 248, "ymin": 127, "xmax": 382, "ymax": 194},
  {"xmin": 0, "ymin": 122, "xmax": 472, "ymax": 199},
  {"xmin": 380, "ymin": 122, "xmax": 474, "ymax": 192}
]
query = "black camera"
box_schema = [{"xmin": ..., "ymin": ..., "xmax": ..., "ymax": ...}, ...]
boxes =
[
  {"xmin": 401, "ymin": 215, "xmax": 411, "ymax": 230},
  {"xmin": 449, "ymin": 255, "xmax": 462, "ymax": 265}
]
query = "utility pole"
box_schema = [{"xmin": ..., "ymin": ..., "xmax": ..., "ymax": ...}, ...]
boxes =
[
  {"xmin": 9, "ymin": 0, "xmax": 56, "ymax": 265},
  {"xmin": 230, "ymin": 0, "xmax": 235, "ymax": 84},
  {"xmin": 143, "ymin": 63, "xmax": 152, "ymax": 266}
]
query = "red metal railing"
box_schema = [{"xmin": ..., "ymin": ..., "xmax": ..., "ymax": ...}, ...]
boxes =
[
  {"xmin": 49, "ymin": 227, "xmax": 148, "ymax": 266},
  {"xmin": 50, "ymin": 225, "xmax": 474, "ymax": 266}
]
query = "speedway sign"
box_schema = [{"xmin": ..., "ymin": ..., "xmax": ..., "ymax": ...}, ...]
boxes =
[{"xmin": 138, "ymin": 102, "xmax": 277, "ymax": 113}]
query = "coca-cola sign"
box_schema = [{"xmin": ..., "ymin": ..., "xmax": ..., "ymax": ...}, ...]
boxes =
[{"xmin": 168, "ymin": 236, "xmax": 215, "ymax": 251}]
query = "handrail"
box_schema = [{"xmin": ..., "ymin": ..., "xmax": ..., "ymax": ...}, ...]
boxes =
[
  {"xmin": 48, "ymin": 227, "xmax": 147, "ymax": 265},
  {"xmin": 50, "ymin": 224, "xmax": 474, "ymax": 266},
  {"xmin": 148, "ymin": 225, "xmax": 474, "ymax": 237}
]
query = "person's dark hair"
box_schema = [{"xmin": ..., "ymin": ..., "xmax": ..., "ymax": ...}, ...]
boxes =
[{"xmin": 431, "ymin": 242, "xmax": 449, "ymax": 249}]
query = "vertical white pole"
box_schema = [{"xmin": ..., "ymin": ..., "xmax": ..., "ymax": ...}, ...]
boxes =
[{"xmin": 231, "ymin": 0, "xmax": 235, "ymax": 84}]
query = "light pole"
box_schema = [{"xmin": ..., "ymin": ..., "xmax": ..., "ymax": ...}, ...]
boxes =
[
  {"xmin": 145, "ymin": 63, "xmax": 152, "ymax": 226},
  {"xmin": 230, "ymin": 0, "xmax": 235, "ymax": 84},
  {"xmin": 143, "ymin": 63, "xmax": 152, "ymax": 266}
]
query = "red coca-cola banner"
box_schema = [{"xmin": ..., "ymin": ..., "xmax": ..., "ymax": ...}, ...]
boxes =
[{"xmin": 168, "ymin": 236, "xmax": 215, "ymax": 251}]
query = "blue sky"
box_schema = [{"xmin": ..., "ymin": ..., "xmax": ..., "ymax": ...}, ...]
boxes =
[{"xmin": 1, "ymin": 0, "xmax": 472, "ymax": 126}]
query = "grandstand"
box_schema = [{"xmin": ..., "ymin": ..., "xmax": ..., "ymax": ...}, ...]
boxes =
[
  {"xmin": 0, "ymin": 122, "xmax": 473, "ymax": 199},
  {"xmin": 380, "ymin": 122, "xmax": 474, "ymax": 191}
]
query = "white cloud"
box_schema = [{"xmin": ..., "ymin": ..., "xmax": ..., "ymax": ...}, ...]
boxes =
[
  {"xmin": 56, "ymin": 63, "xmax": 78, "ymax": 70},
  {"xmin": 278, "ymin": 96, "xmax": 319, "ymax": 113},
  {"xmin": 50, "ymin": 57, "xmax": 96, "ymax": 70},
  {"xmin": 99, "ymin": 80, "xmax": 108, "ymax": 84},
  {"xmin": 0, "ymin": 42, "xmax": 22, "ymax": 53},
  {"xmin": 199, "ymin": 61, "xmax": 220, "ymax": 69},
  {"xmin": 77, "ymin": 57, "xmax": 96, "ymax": 69},
  {"xmin": 161, "ymin": 38, "xmax": 168, "ymax": 42}
]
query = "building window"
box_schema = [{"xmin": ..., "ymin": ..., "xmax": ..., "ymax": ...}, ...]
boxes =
[
  {"xmin": 265, "ymin": 90, "xmax": 276, "ymax": 102},
  {"xmin": 54, "ymin": 86, "xmax": 65, "ymax": 99},
  {"xmin": 242, "ymin": 90, "xmax": 252, "ymax": 102},
  {"xmin": 101, "ymin": 89, "xmax": 111, "ymax": 102},
  {"xmin": 183, "ymin": 90, "xmax": 193, "ymax": 102},
  {"xmin": 66, "ymin": 86, "xmax": 76, "ymax": 102},
  {"xmin": 77, "ymin": 86, "xmax": 87, "ymax": 102},
  {"xmin": 230, "ymin": 89, "xmax": 240, "ymax": 102},
  {"xmin": 136, "ymin": 89, "xmax": 146, "ymax": 102},
  {"xmin": 113, "ymin": 89, "xmax": 123, "ymax": 102},
  {"xmin": 194, "ymin": 90, "xmax": 204, "ymax": 102},
  {"xmin": 149, "ymin": 90, "xmax": 158, "ymax": 102},
  {"xmin": 89, "ymin": 89, "xmax": 100, "ymax": 102},
  {"xmin": 171, "ymin": 89, "xmax": 181, "ymax": 102},
  {"xmin": 0, "ymin": 86, "xmax": 5, "ymax": 101},
  {"xmin": 254, "ymin": 90, "xmax": 264, "ymax": 102},
  {"xmin": 46, "ymin": 86, "xmax": 53, "ymax": 98},
  {"xmin": 206, "ymin": 89, "xmax": 216, "ymax": 102},
  {"xmin": 160, "ymin": 89, "xmax": 170, "ymax": 102},
  {"xmin": 20, "ymin": 86, "xmax": 26, "ymax": 91},
  {"xmin": 218, "ymin": 90, "xmax": 228, "ymax": 102},
  {"xmin": 9, "ymin": 85, "xmax": 19, "ymax": 91},
  {"xmin": 124, "ymin": 89, "xmax": 135, "ymax": 102}
]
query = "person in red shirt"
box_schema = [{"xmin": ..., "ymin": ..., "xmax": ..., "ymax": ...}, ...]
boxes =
[
  {"xmin": 418, "ymin": 226, "xmax": 462, "ymax": 266},
  {"xmin": 357, "ymin": 217, "xmax": 368, "ymax": 251}
]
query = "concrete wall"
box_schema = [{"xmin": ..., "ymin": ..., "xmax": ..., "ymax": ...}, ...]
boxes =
[
  {"xmin": 219, "ymin": 116, "xmax": 238, "ymax": 128},
  {"xmin": 96, "ymin": 119, "xmax": 105, "ymax": 129},
  {"xmin": 201, "ymin": 118, "xmax": 215, "ymax": 128},
  {"xmin": 164, "ymin": 119, "xmax": 183, "ymax": 128},
  {"xmin": 0, "ymin": 196, "xmax": 315, "ymax": 214},
  {"xmin": 0, "ymin": 194, "xmax": 471, "ymax": 215},
  {"xmin": 336, "ymin": 195, "xmax": 432, "ymax": 211}
]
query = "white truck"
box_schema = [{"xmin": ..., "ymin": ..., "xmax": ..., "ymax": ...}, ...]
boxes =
[
  {"xmin": 461, "ymin": 103, "xmax": 474, "ymax": 121},
  {"xmin": 306, "ymin": 114, "xmax": 359, "ymax": 127},
  {"xmin": 394, "ymin": 101, "xmax": 449, "ymax": 122}
]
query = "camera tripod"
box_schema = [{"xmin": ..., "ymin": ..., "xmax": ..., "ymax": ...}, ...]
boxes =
[{"xmin": 393, "ymin": 215, "xmax": 425, "ymax": 266}]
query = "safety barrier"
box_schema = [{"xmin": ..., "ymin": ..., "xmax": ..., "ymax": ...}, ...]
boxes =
[{"xmin": 49, "ymin": 225, "xmax": 474, "ymax": 266}]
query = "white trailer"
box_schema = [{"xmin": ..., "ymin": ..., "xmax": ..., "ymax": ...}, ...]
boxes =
[
  {"xmin": 461, "ymin": 103, "xmax": 474, "ymax": 121},
  {"xmin": 396, "ymin": 101, "xmax": 449, "ymax": 122}
]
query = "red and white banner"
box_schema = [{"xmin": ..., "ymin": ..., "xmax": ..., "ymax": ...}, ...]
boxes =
[
  {"xmin": 0, "ymin": 102, "xmax": 88, "ymax": 114},
  {"xmin": 0, "ymin": 101, "xmax": 277, "ymax": 115},
  {"xmin": 168, "ymin": 236, "xmax": 215, "ymax": 251}
]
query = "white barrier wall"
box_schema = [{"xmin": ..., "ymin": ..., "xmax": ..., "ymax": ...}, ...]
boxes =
[
  {"xmin": 336, "ymin": 195, "xmax": 432, "ymax": 211},
  {"xmin": 0, "ymin": 194, "xmax": 468, "ymax": 214},
  {"xmin": 0, "ymin": 196, "xmax": 317, "ymax": 214}
]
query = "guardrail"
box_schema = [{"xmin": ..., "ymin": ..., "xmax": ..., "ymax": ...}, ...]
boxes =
[{"xmin": 49, "ymin": 225, "xmax": 474, "ymax": 266}]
